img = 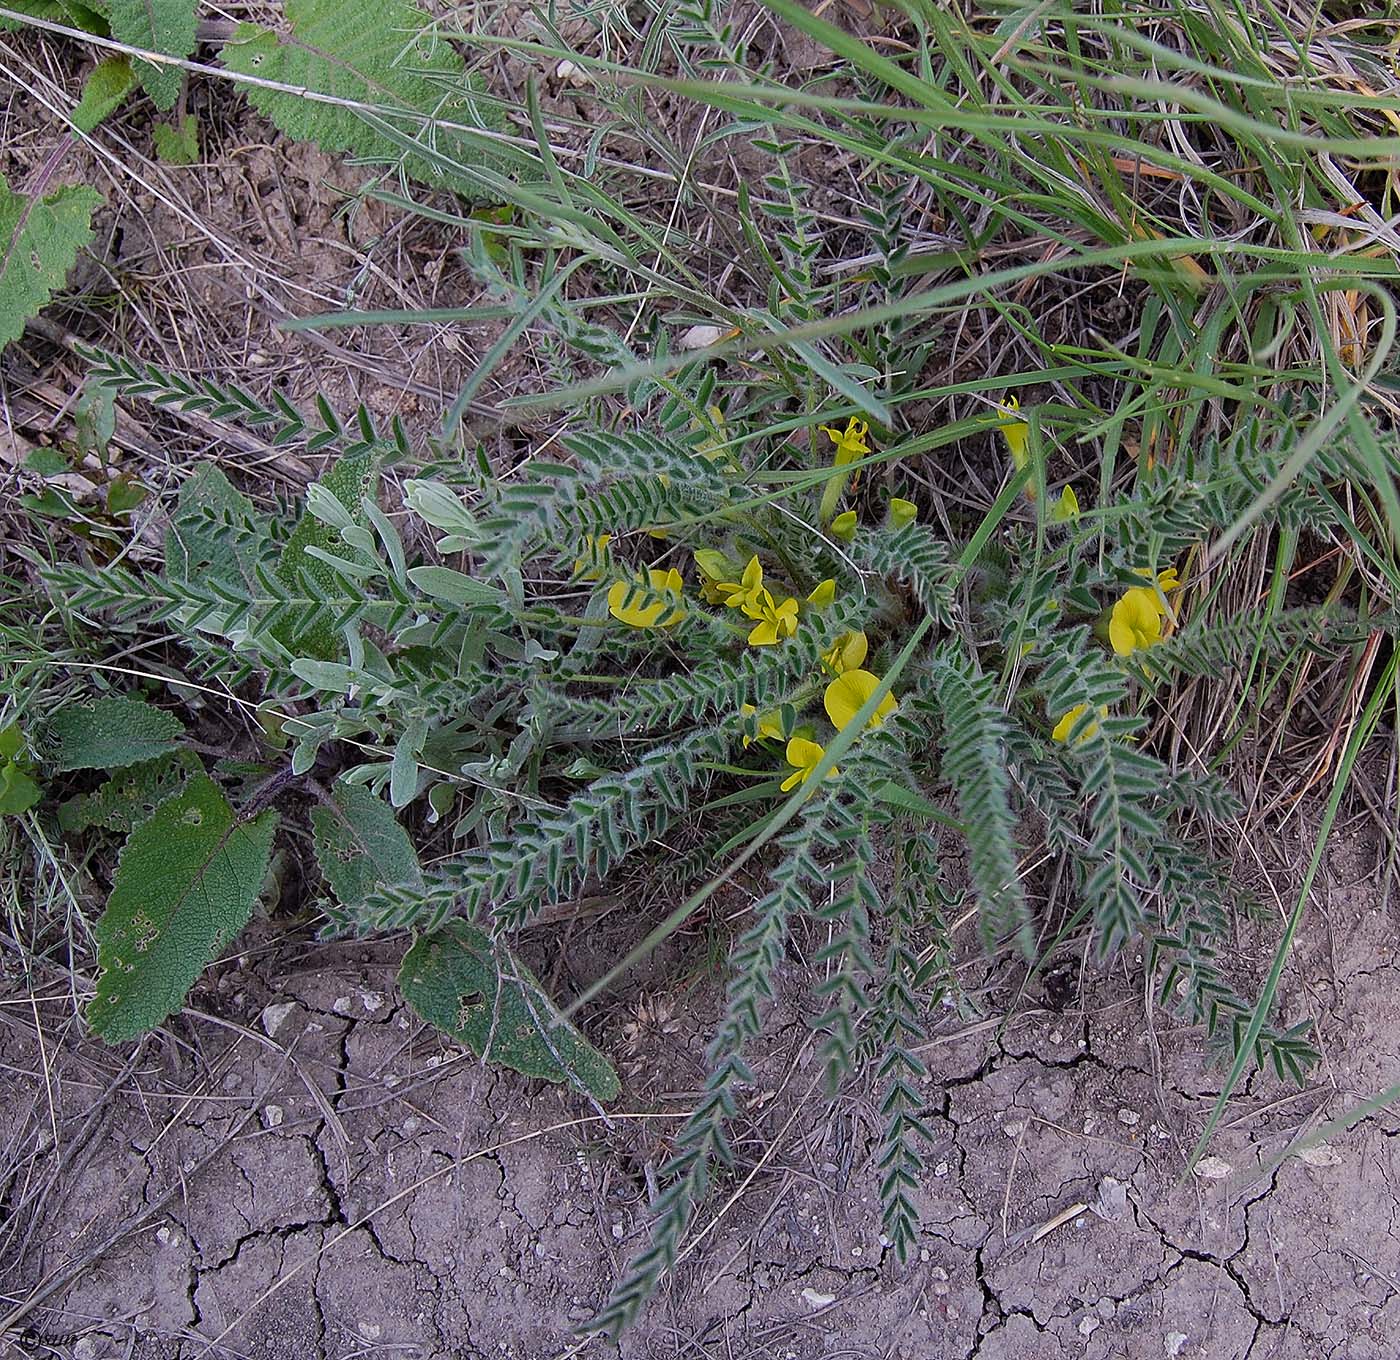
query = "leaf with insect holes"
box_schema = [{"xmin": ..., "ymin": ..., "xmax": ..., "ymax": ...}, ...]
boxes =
[
  {"xmin": 58, "ymin": 749, "xmax": 201, "ymax": 834},
  {"xmin": 107, "ymin": 0, "xmax": 197, "ymax": 111},
  {"xmin": 399, "ymin": 921, "xmax": 620, "ymax": 1100},
  {"xmin": 0, "ymin": 173, "xmax": 99, "ymax": 350},
  {"xmin": 49, "ymin": 695, "xmax": 186, "ymax": 773},
  {"xmin": 89, "ymin": 776, "xmax": 277, "ymax": 1042},
  {"xmin": 311, "ymin": 780, "xmax": 423, "ymax": 913},
  {"xmin": 219, "ymin": 0, "xmax": 502, "ymax": 194},
  {"xmin": 272, "ymin": 448, "xmax": 380, "ymax": 660}
]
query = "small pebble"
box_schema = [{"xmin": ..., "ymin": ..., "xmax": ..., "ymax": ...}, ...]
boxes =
[
  {"xmin": 1117, "ymin": 1109, "xmax": 1141, "ymax": 1127},
  {"xmin": 262, "ymin": 1104, "xmax": 284, "ymax": 1129}
]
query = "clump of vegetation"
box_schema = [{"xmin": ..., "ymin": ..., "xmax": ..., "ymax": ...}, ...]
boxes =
[{"xmin": 3, "ymin": 0, "xmax": 1397, "ymax": 1336}]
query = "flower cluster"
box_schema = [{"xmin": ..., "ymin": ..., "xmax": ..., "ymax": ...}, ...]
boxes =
[{"xmin": 595, "ymin": 412, "xmax": 924, "ymax": 791}]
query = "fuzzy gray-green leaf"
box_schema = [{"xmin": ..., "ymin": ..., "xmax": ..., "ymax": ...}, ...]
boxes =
[
  {"xmin": 50, "ymin": 696, "xmax": 186, "ymax": 773},
  {"xmin": 219, "ymin": 0, "xmax": 502, "ymax": 194},
  {"xmin": 0, "ymin": 174, "xmax": 99, "ymax": 349},
  {"xmin": 311, "ymin": 780, "xmax": 422, "ymax": 912}
]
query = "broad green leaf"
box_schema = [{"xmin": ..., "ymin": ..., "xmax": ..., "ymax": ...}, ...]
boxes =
[
  {"xmin": 0, "ymin": 722, "xmax": 23, "ymax": 760},
  {"xmin": 107, "ymin": 0, "xmax": 196, "ymax": 110},
  {"xmin": 89, "ymin": 776, "xmax": 277, "ymax": 1042},
  {"xmin": 0, "ymin": 173, "xmax": 99, "ymax": 350},
  {"xmin": 73, "ymin": 56, "xmax": 138, "ymax": 134},
  {"xmin": 58, "ymin": 750, "xmax": 200, "ymax": 834},
  {"xmin": 220, "ymin": 0, "xmax": 503, "ymax": 194},
  {"xmin": 0, "ymin": 1, "xmax": 69, "ymax": 30},
  {"xmin": 152, "ymin": 114, "xmax": 199, "ymax": 165},
  {"xmin": 310, "ymin": 780, "xmax": 422, "ymax": 912},
  {"xmin": 400, "ymin": 921, "xmax": 620, "ymax": 1100},
  {"xmin": 0, "ymin": 761, "xmax": 41, "ymax": 815},
  {"xmin": 50, "ymin": 695, "xmax": 185, "ymax": 773},
  {"xmin": 272, "ymin": 448, "xmax": 380, "ymax": 660}
]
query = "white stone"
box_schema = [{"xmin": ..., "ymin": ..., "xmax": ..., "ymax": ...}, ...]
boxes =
[
  {"xmin": 679, "ymin": 324, "xmax": 727, "ymax": 350},
  {"xmin": 1165, "ymin": 1333, "xmax": 1188, "ymax": 1356},
  {"xmin": 1298, "ymin": 1143, "xmax": 1343, "ymax": 1167},
  {"xmin": 1117, "ymin": 1108, "xmax": 1141, "ymax": 1127},
  {"xmin": 260, "ymin": 1001, "xmax": 298, "ymax": 1037},
  {"xmin": 554, "ymin": 59, "xmax": 591, "ymax": 87},
  {"xmin": 1193, "ymin": 1156, "xmax": 1232, "ymax": 1180},
  {"xmin": 801, "ymin": 1287, "xmax": 836, "ymax": 1309},
  {"xmin": 263, "ymin": 1104, "xmax": 284, "ymax": 1129}
]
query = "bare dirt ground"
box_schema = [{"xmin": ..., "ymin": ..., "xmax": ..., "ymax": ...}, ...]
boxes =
[
  {"xmin": 4, "ymin": 800, "xmax": 1399, "ymax": 1360},
  {"xmin": 4, "ymin": 23, "xmax": 1400, "ymax": 1360}
]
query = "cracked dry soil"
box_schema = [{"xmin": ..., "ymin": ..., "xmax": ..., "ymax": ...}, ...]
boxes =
[{"xmin": 4, "ymin": 819, "xmax": 1400, "ymax": 1360}]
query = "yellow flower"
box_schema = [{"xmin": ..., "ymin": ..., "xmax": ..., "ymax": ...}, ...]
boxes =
[
  {"xmin": 739, "ymin": 703, "xmax": 785, "ymax": 748},
  {"xmin": 607, "ymin": 568, "xmax": 685, "ymax": 628},
  {"xmin": 1051, "ymin": 703, "xmax": 1103, "ymax": 744},
  {"xmin": 824, "ymin": 668, "xmax": 897, "ymax": 731},
  {"xmin": 1109, "ymin": 566, "xmax": 1181, "ymax": 655},
  {"xmin": 1049, "ymin": 486, "xmax": 1080, "ymax": 522},
  {"xmin": 782, "ymin": 736, "xmax": 835, "ymax": 791},
  {"xmin": 999, "ymin": 396, "xmax": 1029, "ymax": 472},
  {"xmin": 822, "ymin": 416, "xmax": 870, "ymax": 465},
  {"xmin": 889, "ymin": 497, "xmax": 918, "ymax": 529},
  {"xmin": 693, "ymin": 548, "xmax": 735, "ymax": 605},
  {"xmin": 746, "ymin": 590, "xmax": 799, "ymax": 646},
  {"xmin": 830, "ymin": 511, "xmax": 858, "ymax": 542},
  {"xmin": 573, "ymin": 534, "xmax": 612, "ymax": 580},
  {"xmin": 821, "ymin": 631, "xmax": 868, "ymax": 676},
  {"xmin": 1108, "ymin": 587, "xmax": 1162, "ymax": 656},
  {"xmin": 807, "ymin": 578, "xmax": 835, "ymax": 607},
  {"xmin": 718, "ymin": 556, "xmax": 765, "ymax": 612}
]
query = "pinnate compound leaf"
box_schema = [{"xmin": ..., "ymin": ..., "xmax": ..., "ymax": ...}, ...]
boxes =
[
  {"xmin": 107, "ymin": 0, "xmax": 197, "ymax": 110},
  {"xmin": 50, "ymin": 696, "xmax": 186, "ymax": 773},
  {"xmin": 89, "ymin": 776, "xmax": 277, "ymax": 1042},
  {"xmin": 165, "ymin": 463, "xmax": 274, "ymax": 589},
  {"xmin": 0, "ymin": 173, "xmax": 99, "ymax": 350},
  {"xmin": 400, "ymin": 921, "xmax": 620, "ymax": 1100},
  {"xmin": 220, "ymin": 0, "xmax": 501, "ymax": 192},
  {"xmin": 311, "ymin": 780, "xmax": 423, "ymax": 912}
]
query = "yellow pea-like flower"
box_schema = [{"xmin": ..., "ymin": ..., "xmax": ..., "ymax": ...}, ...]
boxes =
[
  {"xmin": 782, "ymin": 736, "xmax": 834, "ymax": 791},
  {"xmin": 607, "ymin": 568, "xmax": 685, "ymax": 628},
  {"xmin": 824, "ymin": 668, "xmax": 897, "ymax": 732}
]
